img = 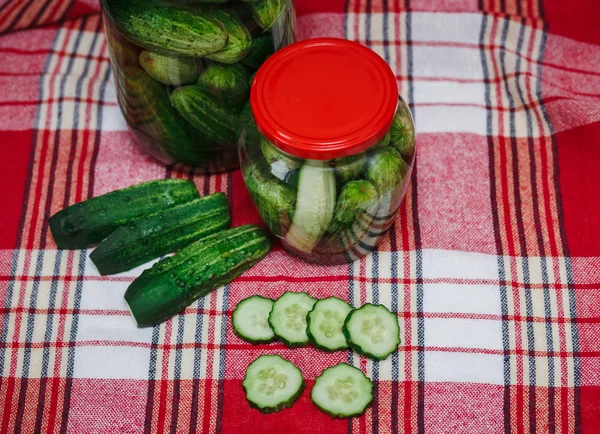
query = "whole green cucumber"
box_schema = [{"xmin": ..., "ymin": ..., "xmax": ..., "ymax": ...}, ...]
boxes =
[
  {"xmin": 328, "ymin": 180, "xmax": 378, "ymax": 234},
  {"xmin": 333, "ymin": 152, "xmax": 367, "ymax": 185},
  {"xmin": 104, "ymin": 0, "xmax": 227, "ymax": 57},
  {"xmin": 372, "ymin": 130, "xmax": 391, "ymax": 149},
  {"xmin": 242, "ymin": 34, "xmax": 275, "ymax": 68},
  {"xmin": 171, "ymin": 86, "xmax": 239, "ymax": 145},
  {"xmin": 252, "ymin": 0, "xmax": 286, "ymax": 30},
  {"xmin": 90, "ymin": 193, "xmax": 230, "ymax": 275},
  {"xmin": 365, "ymin": 147, "xmax": 408, "ymax": 195},
  {"xmin": 125, "ymin": 225, "xmax": 272, "ymax": 327},
  {"xmin": 49, "ymin": 179, "xmax": 199, "ymax": 249},
  {"xmin": 139, "ymin": 51, "xmax": 200, "ymax": 86},
  {"xmin": 390, "ymin": 105, "xmax": 415, "ymax": 158},
  {"xmin": 242, "ymin": 162, "xmax": 296, "ymax": 237},
  {"xmin": 121, "ymin": 67, "xmax": 204, "ymax": 150},
  {"xmin": 238, "ymin": 101, "xmax": 262, "ymax": 147},
  {"xmin": 197, "ymin": 63, "xmax": 250, "ymax": 111},
  {"xmin": 202, "ymin": 8, "xmax": 252, "ymax": 64}
]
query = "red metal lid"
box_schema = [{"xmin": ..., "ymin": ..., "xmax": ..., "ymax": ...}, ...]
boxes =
[{"xmin": 250, "ymin": 38, "xmax": 399, "ymax": 160}]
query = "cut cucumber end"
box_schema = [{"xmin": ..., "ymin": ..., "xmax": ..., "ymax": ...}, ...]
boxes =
[
  {"xmin": 243, "ymin": 355, "xmax": 305, "ymax": 414},
  {"xmin": 307, "ymin": 297, "xmax": 352, "ymax": 352},
  {"xmin": 268, "ymin": 292, "xmax": 317, "ymax": 347},
  {"xmin": 343, "ymin": 303, "xmax": 401, "ymax": 360},
  {"xmin": 311, "ymin": 363, "xmax": 373, "ymax": 418},
  {"xmin": 232, "ymin": 295, "xmax": 275, "ymax": 344}
]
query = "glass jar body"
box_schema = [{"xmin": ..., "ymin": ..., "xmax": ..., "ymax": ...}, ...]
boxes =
[
  {"xmin": 239, "ymin": 97, "xmax": 416, "ymax": 264},
  {"xmin": 101, "ymin": 0, "xmax": 295, "ymax": 173}
]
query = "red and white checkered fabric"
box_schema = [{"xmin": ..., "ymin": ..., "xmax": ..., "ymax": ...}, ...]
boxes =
[{"xmin": 1, "ymin": 0, "xmax": 599, "ymax": 432}]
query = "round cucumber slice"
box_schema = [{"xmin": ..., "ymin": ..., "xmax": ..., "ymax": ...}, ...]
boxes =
[
  {"xmin": 311, "ymin": 363, "xmax": 373, "ymax": 418},
  {"xmin": 343, "ymin": 303, "xmax": 400, "ymax": 360},
  {"xmin": 268, "ymin": 292, "xmax": 317, "ymax": 347},
  {"xmin": 232, "ymin": 295, "xmax": 275, "ymax": 344},
  {"xmin": 306, "ymin": 297, "xmax": 353, "ymax": 351},
  {"xmin": 243, "ymin": 355, "xmax": 305, "ymax": 414}
]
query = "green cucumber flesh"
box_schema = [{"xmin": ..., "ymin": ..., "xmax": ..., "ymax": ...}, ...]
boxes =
[
  {"xmin": 232, "ymin": 295, "xmax": 275, "ymax": 344},
  {"xmin": 243, "ymin": 355, "xmax": 305, "ymax": 414},
  {"xmin": 285, "ymin": 161, "xmax": 336, "ymax": 253},
  {"xmin": 125, "ymin": 225, "xmax": 271, "ymax": 327},
  {"xmin": 49, "ymin": 178, "xmax": 199, "ymax": 249},
  {"xmin": 306, "ymin": 297, "xmax": 352, "ymax": 351},
  {"xmin": 343, "ymin": 303, "xmax": 400, "ymax": 360},
  {"xmin": 311, "ymin": 363, "xmax": 373, "ymax": 418},
  {"xmin": 268, "ymin": 292, "xmax": 317, "ymax": 347},
  {"xmin": 89, "ymin": 193, "xmax": 230, "ymax": 276}
]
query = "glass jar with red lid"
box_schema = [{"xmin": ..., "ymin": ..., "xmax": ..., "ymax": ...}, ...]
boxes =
[
  {"xmin": 238, "ymin": 38, "xmax": 416, "ymax": 264},
  {"xmin": 101, "ymin": 0, "xmax": 295, "ymax": 173}
]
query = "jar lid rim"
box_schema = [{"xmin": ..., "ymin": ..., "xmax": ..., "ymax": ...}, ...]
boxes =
[{"xmin": 250, "ymin": 38, "xmax": 399, "ymax": 160}]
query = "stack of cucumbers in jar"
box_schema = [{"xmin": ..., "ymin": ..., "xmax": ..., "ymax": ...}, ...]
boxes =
[
  {"xmin": 103, "ymin": 0, "xmax": 292, "ymax": 170},
  {"xmin": 241, "ymin": 101, "xmax": 415, "ymax": 263}
]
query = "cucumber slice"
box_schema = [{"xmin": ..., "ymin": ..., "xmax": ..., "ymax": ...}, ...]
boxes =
[
  {"xmin": 285, "ymin": 160, "xmax": 336, "ymax": 253},
  {"xmin": 232, "ymin": 295, "xmax": 275, "ymax": 344},
  {"xmin": 243, "ymin": 355, "xmax": 305, "ymax": 414},
  {"xmin": 343, "ymin": 304, "xmax": 401, "ymax": 360},
  {"xmin": 306, "ymin": 297, "xmax": 352, "ymax": 351},
  {"xmin": 311, "ymin": 363, "xmax": 373, "ymax": 418},
  {"xmin": 268, "ymin": 292, "xmax": 317, "ymax": 347}
]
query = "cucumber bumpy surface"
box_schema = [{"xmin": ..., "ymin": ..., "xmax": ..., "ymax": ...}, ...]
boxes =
[
  {"xmin": 343, "ymin": 303, "xmax": 401, "ymax": 360},
  {"xmin": 232, "ymin": 295, "xmax": 275, "ymax": 344},
  {"xmin": 311, "ymin": 363, "xmax": 373, "ymax": 418},
  {"xmin": 243, "ymin": 355, "xmax": 305, "ymax": 413}
]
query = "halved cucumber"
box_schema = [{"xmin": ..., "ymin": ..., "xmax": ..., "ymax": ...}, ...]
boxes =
[
  {"xmin": 306, "ymin": 297, "xmax": 352, "ymax": 351},
  {"xmin": 285, "ymin": 160, "xmax": 336, "ymax": 253},
  {"xmin": 343, "ymin": 304, "xmax": 400, "ymax": 360},
  {"xmin": 311, "ymin": 363, "xmax": 373, "ymax": 418},
  {"xmin": 243, "ymin": 355, "xmax": 305, "ymax": 414},
  {"xmin": 232, "ymin": 295, "xmax": 275, "ymax": 344},
  {"xmin": 268, "ymin": 292, "xmax": 317, "ymax": 347}
]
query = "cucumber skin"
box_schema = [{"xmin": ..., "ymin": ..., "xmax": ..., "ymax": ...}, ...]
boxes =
[
  {"xmin": 125, "ymin": 225, "xmax": 271, "ymax": 327},
  {"xmin": 139, "ymin": 51, "xmax": 199, "ymax": 86},
  {"xmin": 342, "ymin": 303, "xmax": 401, "ymax": 361},
  {"xmin": 49, "ymin": 179, "xmax": 199, "ymax": 249},
  {"xmin": 252, "ymin": 0, "xmax": 286, "ymax": 30},
  {"xmin": 120, "ymin": 67, "xmax": 219, "ymax": 159},
  {"xmin": 171, "ymin": 86, "xmax": 239, "ymax": 145},
  {"xmin": 104, "ymin": 0, "xmax": 228, "ymax": 57},
  {"xmin": 242, "ymin": 162, "xmax": 296, "ymax": 238},
  {"xmin": 306, "ymin": 297, "xmax": 351, "ymax": 352},
  {"xmin": 268, "ymin": 292, "xmax": 316, "ymax": 348},
  {"xmin": 197, "ymin": 63, "xmax": 250, "ymax": 111},
  {"xmin": 243, "ymin": 355, "xmax": 305, "ymax": 414},
  {"xmin": 232, "ymin": 295, "xmax": 276, "ymax": 344},
  {"xmin": 242, "ymin": 34, "xmax": 275, "ymax": 68},
  {"xmin": 311, "ymin": 363, "xmax": 373, "ymax": 418},
  {"xmin": 203, "ymin": 8, "xmax": 252, "ymax": 64},
  {"xmin": 90, "ymin": 193, "xmax": 230, "ymax": 275}
]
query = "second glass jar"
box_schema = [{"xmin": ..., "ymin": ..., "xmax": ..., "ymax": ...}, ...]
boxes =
[
  {"xmin": 101, "ymin": 0, "xmax": 295, "ymax": 173},
  {"xmin": 239, "ymin": 99, "xmax": 415, "ymax": 264}
]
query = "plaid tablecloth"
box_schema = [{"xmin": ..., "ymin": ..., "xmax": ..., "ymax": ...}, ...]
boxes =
[{"xmin": 1, "ymin": 0, "xmax": 599, "ymax": 432}]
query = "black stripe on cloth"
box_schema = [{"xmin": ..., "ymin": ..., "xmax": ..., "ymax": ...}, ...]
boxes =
[
  {"xmin": 23, "ymin": 15, "xmax": 90, "ymax": 433},
  {"xmin": 536, "ymin": 21, "xmax": 582, "ymax": 433},
  {"xmin": 62, "ymin": 55, "xmax": 111, "ymax": 434},
  {"xmin": 169, "ymin": 310, "xmax": 186, "ymax": 434},
  {"xmin": 2, "ymin": 0, "xmax": 35, "ymax": 33},
  {"xmin": 188, "ymin": 176, "xmax": 211, "ymax": 433},
  {"xmin": 60, "ymin": 15, "xmax": 108, "ymax": 433},
  {"xmin": 214, "ymin": 172, "xmax": 234, "ymax": 434},
  {"xmin": 478, "ymin": 13, "xmax": 512, "ymax": 434},
  {"xmin": 404, "ymin": 1, "xmax": 424, "ymax": 433},
  {"xmin": 499, "ymin": 16, "xmax": 542, "ymax": 433}
]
